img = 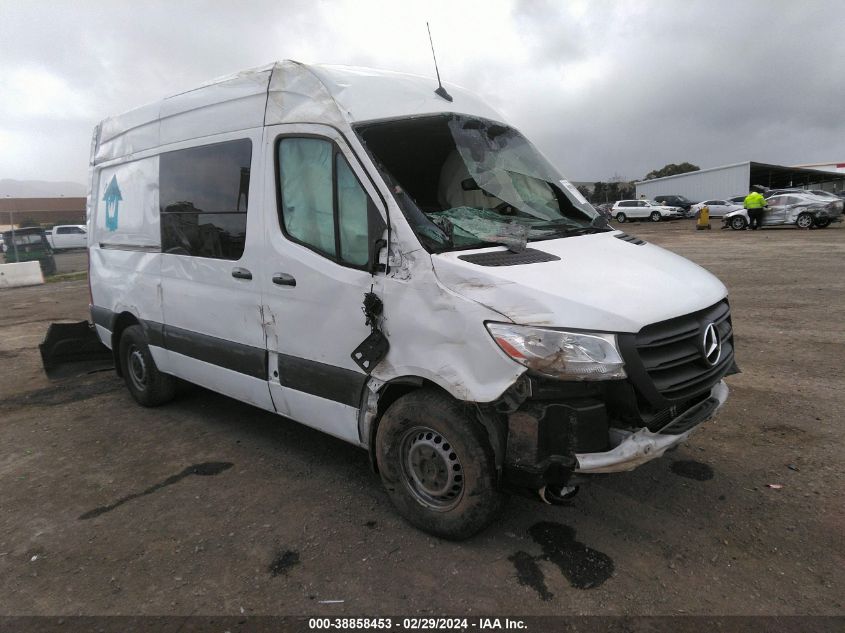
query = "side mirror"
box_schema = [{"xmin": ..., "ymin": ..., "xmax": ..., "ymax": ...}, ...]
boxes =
[{"xmin": 367, "ymin": 202, "xmax": 388, "ymax": 274}]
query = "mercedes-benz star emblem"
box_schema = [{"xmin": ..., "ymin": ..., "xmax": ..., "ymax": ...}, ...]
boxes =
[{"xmin": 701, "ymin": 322, "xmax": 722, "ymax": 367}]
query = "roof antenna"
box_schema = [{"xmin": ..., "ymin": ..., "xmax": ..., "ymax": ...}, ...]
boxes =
[{"xmin": 427, "ymin": 22, "xmax": 453, "ymax": 102}]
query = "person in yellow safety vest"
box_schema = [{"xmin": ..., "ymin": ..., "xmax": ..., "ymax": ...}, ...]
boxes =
[{"xmin": 744, "ymin": 186, "xmax": 768, "ymax": 230}]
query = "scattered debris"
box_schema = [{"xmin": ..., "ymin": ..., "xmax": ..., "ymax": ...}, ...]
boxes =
[
  {"xmin": 318, "ymin": 600, "xmax": 345, "ymax": 604},
  {"xmin": 787, "ymin": 464, "xmax": 800, "ymax": 472},
  {"xmin": 766, "ymin": 484, "xmax": 784, "ymax": 490}
]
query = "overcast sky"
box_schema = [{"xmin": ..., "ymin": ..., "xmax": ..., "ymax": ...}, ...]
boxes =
[{"xmin": 1, "ymin": 0, "xmax": 842, "ymax": 187}]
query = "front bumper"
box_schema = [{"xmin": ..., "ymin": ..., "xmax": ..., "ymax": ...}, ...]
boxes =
[{"xmin": 575, "ymin": 380, "xmax": 729, "ymax": 474}]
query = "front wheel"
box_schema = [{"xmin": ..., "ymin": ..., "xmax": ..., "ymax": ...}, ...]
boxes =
[
  {"xmin": 649, "ymin": 211, "xmax": 661, "ymax": 222},
  {"xmin": 119, "ymin": 325, "xmax": 176, "ymax": 407},
  {"xmin": 730, "ymin": 216, "xmax": 747, "ymax": 231},
  {"xmin": 814, "ymin": 217, "xmax": 831, "ymax": 229},
  {"xmin": 796, "ymin": 212, "xmax": 814, "ymax": 229},
  {"xmin": 615, "ymin": 212, "xmax": 627, "ymax": 223},
  {"xmin": 375, "ymin": 389, "xmax": 506, "ymax": 540}
]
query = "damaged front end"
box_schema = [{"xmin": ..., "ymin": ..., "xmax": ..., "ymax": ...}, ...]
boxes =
[{"xmin": 494, "ymin": 300, "xmax": 738, "ymax": 501}]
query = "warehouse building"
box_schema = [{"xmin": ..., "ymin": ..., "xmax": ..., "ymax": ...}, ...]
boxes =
[
  {"xmin": 0, "ymin": 197, "xmax": 86, "ymax": 231},
  {"xmin": 635, "ymin": 161, "xmax": 845, "ymax": 201}
]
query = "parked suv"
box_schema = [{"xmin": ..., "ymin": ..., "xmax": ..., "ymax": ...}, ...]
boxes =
[
  {"xmin": 654, "ymin": 195, "xmax": 696, "ymax": 212},
  {"xmin": 612, "ymin": 199, "xmax": 685, "ymax": 222}
]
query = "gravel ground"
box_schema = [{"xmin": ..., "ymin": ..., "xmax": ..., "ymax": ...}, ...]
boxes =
[{"xmin": 0, "ymin": 220, "xmax": 842, "ymax": 616}]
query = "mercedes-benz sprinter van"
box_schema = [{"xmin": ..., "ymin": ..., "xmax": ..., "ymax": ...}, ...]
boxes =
[{"xmin": 87, "ymin": 61, "xmax": 737, "ymax": 539}]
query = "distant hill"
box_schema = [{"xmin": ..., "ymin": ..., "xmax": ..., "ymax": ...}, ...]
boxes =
[{"xmin": 0, "ymin": 179, "xmax": 87, "ymax": 198}]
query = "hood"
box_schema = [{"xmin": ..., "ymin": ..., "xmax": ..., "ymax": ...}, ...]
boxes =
[{"xmin": 431, "ymin": 231, "xmax": 727, "ymax": 332}]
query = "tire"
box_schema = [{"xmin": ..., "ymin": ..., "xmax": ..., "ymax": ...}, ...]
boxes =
[
  {"xmin": 119, "ymin": 325, "xmax": 176, "ymax": 407},
  {"xmin": 814, "ymin": 217, "xmax": 831, "ymax": 229},
  {"xmin": 650, "ymin": 211, "xmax": 661, "ymax": 222},
  {"xmin": 796, "ymin": 212, "xmax": 814, "ymax": 229},
  {"xmin": 375, "ymin": 389, "xmax": 506, "ymax": 540},
  {"xmin": 730, "ymin": 216, "xmax": 747, "ymax": 231},
  {"xmin": 615, "ymin": 212, "xmax": 627, "ymax": 223}
]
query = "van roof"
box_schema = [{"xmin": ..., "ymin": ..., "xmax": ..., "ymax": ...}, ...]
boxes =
[{"xmin": 93, "ymin": 60, "xmax": 503, "ymax": 164}]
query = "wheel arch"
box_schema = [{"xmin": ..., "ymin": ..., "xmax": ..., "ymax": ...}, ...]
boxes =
[
  {"xmin": 110, "ymin": 311, "xmax": 140, "ymax": 376},
  {"xmin": 364, "ymin": 377, "xmax": 506, "ymax": 476}
]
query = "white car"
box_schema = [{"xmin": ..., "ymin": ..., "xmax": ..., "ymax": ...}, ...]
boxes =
[
  {"xmin": 723, "ymin": 193, "xmax": 843, "ymax": 230},
  {"xmin": 690, "ymin": 200, "xmax": 742, "ymax": 218},
  {"xmin": 612, "ymin": 199, "xmax": 685, "ymax": 222}
]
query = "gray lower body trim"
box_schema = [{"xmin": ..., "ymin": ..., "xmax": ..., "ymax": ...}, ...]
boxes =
[
  {"xmin": 89, "ymin": 305, "xmax": 366, "ymax": 407},
  {"xmin": 278, "ymin": 354, "xmax": 367, "ymax": 408}
]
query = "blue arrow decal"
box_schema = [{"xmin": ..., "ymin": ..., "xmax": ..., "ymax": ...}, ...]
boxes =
[{"xmin": 103, "ymin": 175, "xmax": 123, "ymax": 231}]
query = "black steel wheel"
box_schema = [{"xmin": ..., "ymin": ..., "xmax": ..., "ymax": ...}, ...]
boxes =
[
  {"xmin": 376, "ymin": 389, "xmax": 505, "ymax": 540},
  {"xmin": 119, "ymin": 325, "xmax": 176, "ymax": 407}
]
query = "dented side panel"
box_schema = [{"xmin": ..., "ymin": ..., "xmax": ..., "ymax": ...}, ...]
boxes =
[{"xmin": 373, "ymin": 251, "xmax": 526, "ymax": 403}]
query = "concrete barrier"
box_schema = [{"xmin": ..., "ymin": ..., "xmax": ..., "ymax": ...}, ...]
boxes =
[{"xmin": 0, "ymin": 261, "xmax": 44, "ymax": 288}]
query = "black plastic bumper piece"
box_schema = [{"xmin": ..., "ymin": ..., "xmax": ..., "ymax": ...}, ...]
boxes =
[{"xmin": 39, "ymin": 321, "xmax": 113, "ymax": 378}]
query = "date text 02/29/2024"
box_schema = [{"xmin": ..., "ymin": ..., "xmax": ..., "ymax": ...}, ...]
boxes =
[{"xmin": 307, "ymin": 618, "xmax": 527, "ymax": 630}]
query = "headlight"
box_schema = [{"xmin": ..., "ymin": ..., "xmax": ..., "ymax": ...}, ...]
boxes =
[{"xmin": 485, "ymin": 323, "xmax": 626, "ymax": 380}]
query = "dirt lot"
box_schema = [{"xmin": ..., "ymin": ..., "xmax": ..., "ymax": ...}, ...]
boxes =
[{"xmin": 0, "ymin": 220, "xmax": 843, "ymax": 616}]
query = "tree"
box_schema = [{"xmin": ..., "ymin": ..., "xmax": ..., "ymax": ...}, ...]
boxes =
[
  {"xmin": 590, "ymin": 180, "xmax": 635, "ymax": 203},
  {"xmin": 643, "ymin": 162, "xmax": 700, "ymax": 180}
]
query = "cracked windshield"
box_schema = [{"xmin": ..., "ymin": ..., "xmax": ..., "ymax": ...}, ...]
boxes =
[{"xmin": 357, "ymin": 114, "xmax": 605, "ymax": 252}]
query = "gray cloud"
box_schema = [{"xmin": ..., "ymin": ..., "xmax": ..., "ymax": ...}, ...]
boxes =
[{"xmin": 1, "ymin": 0, "xmax": 842, "ymax": 184}]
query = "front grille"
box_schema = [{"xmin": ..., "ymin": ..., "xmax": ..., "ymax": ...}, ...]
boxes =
[{"xmin": 633, "ymin": 300, "xmax": 734, "ymax": 402}]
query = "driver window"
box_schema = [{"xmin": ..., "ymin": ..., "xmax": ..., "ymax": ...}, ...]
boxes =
[
  {"xmin": 278, "ymin": 138, "xmax": 335, "ymax": 257},
  {"xmin": 277, "ymin": 137, "xmax": 374, "ymax": 268},
  {"xmin": 336, "ymin": 155, "xmax": 369, "ymax": 266}
]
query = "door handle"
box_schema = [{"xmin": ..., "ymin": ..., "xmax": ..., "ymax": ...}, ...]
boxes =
[
  {"xmin": 272, "ymin": 273, "xmax": 296, "ymax": 287},
  {"xmin": 231, "ymin": 267, "xmax": 252, "ymax": 280}
]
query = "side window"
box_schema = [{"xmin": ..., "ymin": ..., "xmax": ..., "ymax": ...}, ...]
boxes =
[
  {"xmin": 336, "ymin": 154, "xmax": 369, "ymax": 266},
  {"xmin": 56, "ymin": 227, "xmax": 70, "ymax": 234},
  {"xmin": 159, "ymin": 139, "xmax": 252, "ymax": 260},
  {"xmin": 278, "ymin": 138, "xmax": 335, "ymax": 257},
  {"xmin": 277, "ymin": 137, "xmax": 374, "ymax": 268}
]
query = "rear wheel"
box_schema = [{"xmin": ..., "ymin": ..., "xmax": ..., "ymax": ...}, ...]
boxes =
[
  {"xmin": 376, "ymin": 389, "xmax": 505, "ymax": 540},
  {"xmin": 615, "ymin": 212, "xmax": 627, "ymax": 223},
  {"xmin": 730, "ymin": 216, "xmax": 747, "ymax": 231},
  {"xmin": 650, "ymin": 211, "xmax": 661, "ymax": 222},
  {"xmin": 796, "ymin": 212, "xmax": 814, "ymax": 229},
  {"xmin": 119, "ymin": 325, "xmax": 176, "ymax": 407}
]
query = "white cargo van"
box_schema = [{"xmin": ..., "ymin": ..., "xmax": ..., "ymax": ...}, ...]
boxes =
[{"xmin": 87, "ymin": 61, "xmax": 737, "ymax": 539}]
